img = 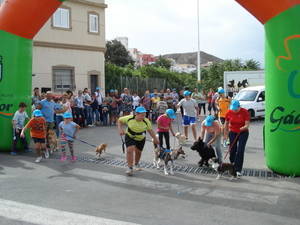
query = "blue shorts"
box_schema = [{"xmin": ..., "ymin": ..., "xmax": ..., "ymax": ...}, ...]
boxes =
[{"xmin": 183, "ymin": 116, "xmax": 196, "ymax": 126}]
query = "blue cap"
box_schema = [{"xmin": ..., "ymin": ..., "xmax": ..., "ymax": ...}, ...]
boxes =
[
  {"xmin": 166, "ymin": 109, "xmax": 176, "ymax": 119},
  {"xmin": 33, "ymin": 110, "xmax": 43, "ymax": 117},
  {"xmin": 96, "ymin": 87, "xmax": 100, "ymax": 90},
  {"xmin": 109, "ymin": 89, "xmax": 115, "ymax": 93},
  {"xmin": 135, "ymin": 106, "xmax": 147, "ymax": 113},
  {"xmin": 230, "ymin": 100, "xmax": 240, "ymax": 110},
  {"xmin": 218, "ymin": 88, "xmax": 225, "ymax": 94},
  {"xmin": 63, "ymin": 112, "xmax": 73, "ymax": 119},
  {"xmin": 183, "ymin": 91, "xmax": 191, "ymax": 96},
  {"xmin": 204, "ymin": 115, "xmax": 215, "ymax": 127}
]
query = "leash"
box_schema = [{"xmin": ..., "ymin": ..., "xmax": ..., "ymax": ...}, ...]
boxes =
[
  {"xmin": 223, "ymin": 132, "xmax": 240, "ymax": 160},
  {"xmin": 120, "ymin": 135, "xmax": 125, "ymax": 154},
  {"xmin": 63, "ymin": 134, "xmax": 97, "ymax": 148}
]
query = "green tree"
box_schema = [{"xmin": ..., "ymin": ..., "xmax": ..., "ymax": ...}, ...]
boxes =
[
  {"xmin": 153, "ymin": 55, "xmax": 172, "ymax": 70},
  {"xmin": 244, "ymin": 59, "xmax": 261, "ymax": 70},
  {"xmin": 105, "ymin": 40, "xmax": 133, "ymax": 67}
]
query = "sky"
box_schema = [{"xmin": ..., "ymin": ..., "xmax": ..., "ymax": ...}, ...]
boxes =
[{"xmin": 105, "ymin": 0, "xmax": 264, "ymax": 65}]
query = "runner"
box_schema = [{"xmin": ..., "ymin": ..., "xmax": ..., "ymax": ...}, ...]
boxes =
[{"xmin": 117, "ymin": 106, "xmax": 159, "ymax": 176}]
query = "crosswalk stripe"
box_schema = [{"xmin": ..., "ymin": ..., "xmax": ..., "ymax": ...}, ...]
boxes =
[{"xmin": 0, "ymin": 198, "xmax": 140, "ymax": 225}]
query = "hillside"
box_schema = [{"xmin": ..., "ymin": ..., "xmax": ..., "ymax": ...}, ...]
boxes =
[{"xmin": 162, "ymin": 51, "xmax": 223, "ymax": 65}]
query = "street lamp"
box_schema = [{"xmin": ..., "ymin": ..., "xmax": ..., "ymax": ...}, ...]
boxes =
[{"xmin": 197, "ymin": 0, "xmax": 201, "ymax": 89}]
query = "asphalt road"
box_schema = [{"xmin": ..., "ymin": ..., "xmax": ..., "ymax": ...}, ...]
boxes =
[{"xmin": 1, "ymin": 118, "xmax": 300, "ymax": 225}]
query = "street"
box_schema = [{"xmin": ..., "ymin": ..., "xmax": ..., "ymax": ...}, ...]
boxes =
[{"xmin": 1, "ymin": 119, "xmax": 300, "ymax": 225}]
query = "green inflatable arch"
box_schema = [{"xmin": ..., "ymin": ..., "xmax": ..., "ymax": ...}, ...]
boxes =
[{"xmin": 0, "ymin": 0, "xmax": 300, "ymax": 176}]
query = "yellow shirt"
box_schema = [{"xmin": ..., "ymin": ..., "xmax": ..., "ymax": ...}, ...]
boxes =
[
  {"xmin": 119, "ymin": 115, "xmax": 152, "ymax": 141},
  {"xmin": 217, "ymin": 97, "xmax": 231, "ymax": 118}
]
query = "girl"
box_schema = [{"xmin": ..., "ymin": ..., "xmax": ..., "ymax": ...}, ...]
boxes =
[{"xmin": 156, "ymin": 109, "xmax": 176, "ymax": 150}]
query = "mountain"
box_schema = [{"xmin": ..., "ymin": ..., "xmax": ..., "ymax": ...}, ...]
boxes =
[{"xmin": 162, "ymin": 51, "xmax": 223, "ymax": 65}]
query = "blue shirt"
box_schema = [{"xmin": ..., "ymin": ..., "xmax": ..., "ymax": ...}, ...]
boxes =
[
  {"xmin": 59, "ymin": 121, "xmax": 78, "ymax": 141},
  {"xmin": 40, "ymin": 99, "xmax": 55, "ymax": 122}
]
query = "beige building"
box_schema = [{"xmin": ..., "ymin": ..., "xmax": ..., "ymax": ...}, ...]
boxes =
[{"xmin": 33, "ymin": 0, "xmax": 107, "ymax": 94}]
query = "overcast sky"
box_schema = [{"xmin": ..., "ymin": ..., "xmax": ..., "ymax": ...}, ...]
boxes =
[{"xmin": 105, "ymin": 0, "xmax": 264, "ymax": 64}]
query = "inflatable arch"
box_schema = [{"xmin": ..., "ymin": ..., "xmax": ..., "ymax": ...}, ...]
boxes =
[{"xmin": 0, "ymin": 0, "xmax": 300, "ymax": 176}]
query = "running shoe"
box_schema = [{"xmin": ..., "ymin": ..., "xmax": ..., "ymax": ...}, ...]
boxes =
[
  {"xmin": 126, "ymin": 167, "xmax": 133, "ymax": 176},
  {"xmin": 134, "ymin": 164, "xmax": 142, "ymax": 171},
  {"xmin": 71, "ymin": 156, "xmax": 77, "ymax": 162},
  {"xmin": 35, "ymin": 156, "xmax": 42, "ymax": 163},
  {"xmin": 60, "ymin": 154, "xmax": 67, "ymax": 162},
  {"xmin": 44, "ymin": 150, "xmax": 50, "ymax": 159}
]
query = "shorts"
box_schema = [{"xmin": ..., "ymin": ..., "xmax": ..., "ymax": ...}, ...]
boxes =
[
  {"xmin": 33, "ymin": 137, "xmax": 46, "ymax": 144},
  {"xmin": 219, "ymin": 117, "xmax": 226, "ymax": 124},
  {"xmin": 183, "ymin": 115, "xmax": 196, "ymax": 126},
  {"xmin": 125, "ymin": 134, "xmax": 146, "ymax": 151}
]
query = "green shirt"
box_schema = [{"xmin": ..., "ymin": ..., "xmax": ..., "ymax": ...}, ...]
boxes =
[{"xmin": 119, "ymin": 115, "xmax": 152, "ymax": 141}]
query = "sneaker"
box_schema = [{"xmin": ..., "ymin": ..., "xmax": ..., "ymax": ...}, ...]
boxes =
[
  {"xmin": 226, "ymin": 140, "xmax": 230, "ymax": 146},
  {"xmin": 126, "ymin": 167, "xmax": 133, "ymax": 176},
  {"xmin": 134, "ymin": 164, "xmax": 142, "ymax": 171},
  {"xmin": 10, "ymin": 152, "xmax": 17, "ymax": 156},
  {"xmin": 71, "ymin": 156, "xmax": 77, "ymax": 162},
  {"xmin": 236, "ymin": 172, "xmax": 242, "ymax": 179},
  {"xmin": 223, "ymin": 141, "xmax": 227, "ymax": 148},
  {"xmin": 35, "ymin": 156, "xmax": 42, "ymax": 163},
  {"xmin": 44, "ymin": 150, "xmax": 49, "ymax": 159},
  {"xmin": 24, "ymin": 149, "xmax": 32, "ymax": 153},
  {"xmin": 60, "ymin": 154, "xmax": 67, "ymax": 162}
]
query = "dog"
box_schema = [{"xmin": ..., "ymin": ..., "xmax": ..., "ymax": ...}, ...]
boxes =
[
  {"xmin": 95, "ymin": 144, "xmax": 107, "ymax": 159},
  {"xmin": 153, "ymin": 143, "xmax": 174, "ymax": 176},
  {"xmin": 210, "ymin": 158, "xmax": 237, "ymax": 180},
  {"xmin": 190, "ymin": 137, "xmax": 216, "ymax": 167},
  {"xmin": 173, "ymin": 146, "xmax": 186, "ymax": 160},
  {"xmin": 175, "ymin": 132, "xmax": 187, "ymax": 146},
  {"xmin": 47, "ymin": 129, "xmax": 58, "ymax": 154}
]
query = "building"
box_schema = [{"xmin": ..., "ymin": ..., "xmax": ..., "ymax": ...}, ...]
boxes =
[
  {"xmin": 141, "ymin": 54, "xmax": 156, "ymax": 66},
  {"xmin": 171, "ymin": 64, "xmax": 197, "ymax": 74},
  {"xmin": 32, "ymin": 0, "xmax": 107, "ymax": 94},
  {"xmin": 115, "ymin": 37, "xmax": 129, "ymax": 50}
]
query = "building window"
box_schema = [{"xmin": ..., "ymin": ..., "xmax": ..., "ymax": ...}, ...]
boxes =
[
  {"xmin": 53, "ymin": 67, "xmax": 75, "ymax": 92},
  {"xmin": 89, "ymin": 13, "xmax": 99, "ymax": 33},
  {"xmin": 53, "ymin": 8, "xmax": 70, "ymax": 29}
]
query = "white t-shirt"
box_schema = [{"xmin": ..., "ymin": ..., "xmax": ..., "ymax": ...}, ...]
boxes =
[
  {"xmin": 132, "ymin": 96, "xmax": 141, "ymax": 107},
  {"xmin": 13, "ymin": 111, "xmax": 29, "ymax": 129},
  {"xmin": 178, "ymin": 98, "xmax": 198, "ymax": 117}
]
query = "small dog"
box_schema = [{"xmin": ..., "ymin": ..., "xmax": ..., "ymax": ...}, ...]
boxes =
[
  {"xmin": 47, "ymin": 129, "xmax": 58, "ymax": 153},
  {"xmin": 175, "ymin": 132, "xmax": 187, "ymax": 146},
  {"xmin": 190, "ymin": 137, "xmax": 216, "ymax": 167},
  {"xmin": 173, "ymin": 146, "xmax": 186, "ymax": 160},
  {"xmin": 210, "ymin": 158, "xmax": 237, "ymax": 180},
  {"xmin": 95, "ymin": 144, "xmax": 107, "ymax": 159},
  {"xmin": 153, "ymin": 144, "xmax": 174, "ymax": 176}
]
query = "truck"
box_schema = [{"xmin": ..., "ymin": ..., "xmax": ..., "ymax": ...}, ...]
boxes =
[{"xmin": 223, "ymin": 70, "xmax": 264, "ymax": 97}]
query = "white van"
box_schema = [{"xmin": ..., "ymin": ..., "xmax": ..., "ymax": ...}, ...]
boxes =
[{"xmin": 234, "ymin": 86, "xmax": 265, "ymax": 118}]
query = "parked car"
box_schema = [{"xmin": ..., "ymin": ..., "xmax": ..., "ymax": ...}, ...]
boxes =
[{"xmin": 234, "ymin": 85, "xmax": 265, "ymax": 118}]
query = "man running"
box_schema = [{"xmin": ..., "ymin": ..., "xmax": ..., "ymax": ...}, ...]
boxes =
[{"xmin": 118, "ymin": 106, "xmax": 159, "ymax": 176}]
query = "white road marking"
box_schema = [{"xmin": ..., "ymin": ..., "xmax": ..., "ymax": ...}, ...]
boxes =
[
  {"xmin": 69, "ymin": 168, "xmax": 279, "ymax": 205},
  {"xmin": 0, "ymin": 198, "xmax": 140, "ymax": 225}
]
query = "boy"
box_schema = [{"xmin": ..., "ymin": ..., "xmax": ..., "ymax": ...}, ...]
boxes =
[
  {"xmin": 157, "ymin": 109, "xmax": 176, "ymax": 150},
  {"xmin": 21, "ymin": 110, "xmax": 46, "ymax": 163},
  {"xmin": 157, "ymin": 97, "xmax": 168, "ymax": 116},
  {"xmin": 59, "ymin": 112, "xmax": 80, "ymax": 162},
  {"xmin": 11, "ymin": 102, "xmax": 29, "ymax": 155}
]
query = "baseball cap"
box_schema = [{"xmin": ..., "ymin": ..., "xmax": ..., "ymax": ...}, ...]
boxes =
[
  {"xmin": 230, "ymin": 99, "xmax": 240, "ymax": 110},
  {"xmin": 96, "ymin": 87, "xmax": 100, "ymax": 91},
  {"xmin": 183, "ymin": 90, "xmax": 191, "ymax": 96},
  {"xmin": 166, "ymin": 109, "xmax": 176, "ymax": 119},
  {"xmin": 63, "ymin": 112, "xmax": 73, "ymax": 119},
  {"xmin": 33, "ymin": 110, "xmax": 43, "ymax": 117},
  {"xmin": 135, "ymin": 106, "xmax": 147, "ymax": 114},
  {"xmin": 218, "ymin": 88, "xmax": 225, "ymax": 94},
  {"xmin": 204, "ymin": 115, "xmax": 215, "ymax": 127}
]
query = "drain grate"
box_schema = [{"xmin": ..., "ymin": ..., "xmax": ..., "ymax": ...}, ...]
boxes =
[{"xmin": 52, "ymin": 155, "xmax": 286, "ymax": 179}]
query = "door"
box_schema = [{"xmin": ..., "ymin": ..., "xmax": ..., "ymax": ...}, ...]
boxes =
[
  {"xmin": 90, "ymin": 75, "xmax": 98, "ymax": 94},
  {"xmin": 256, "ymin": 91, "xmax": 265, "ymax": 117}
]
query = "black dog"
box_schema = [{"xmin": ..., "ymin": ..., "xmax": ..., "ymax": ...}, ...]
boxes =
[
  {"xmin": 190, "ymin": 138, "xmax": 216, "ymax": 167},
  {"xmin": 210, "ymin": 158, "xmax": 237, "ymax": 180}
]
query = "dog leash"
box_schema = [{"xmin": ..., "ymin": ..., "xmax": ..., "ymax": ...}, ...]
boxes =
[
  {"xmin": 63, "ymin": 134, "xmax": 98, "ymax": 148},
  {"xmin": 223, "ymin": 132, "xmax": 240, "ymax": 160},
  {"xmin": 120, "ymin": 136, "xmax": 125, "ymax": 154}
]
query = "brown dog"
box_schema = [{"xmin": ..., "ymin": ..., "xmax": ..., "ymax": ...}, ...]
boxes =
[
  {"xmin": 47, "ymin": 129, "xmax": 58, "ymax": 153},
  {"xmin": 95, "ymin": 144, "xmax": 107, "ymax": 159},
  {"xmin": 173, "ymin": 146, "xmax": 186, "ymax": 160}
]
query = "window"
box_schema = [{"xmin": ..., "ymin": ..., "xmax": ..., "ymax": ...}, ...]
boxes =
[
  {"xmin": 53, "ymin": 8, "xmax": 70, "ymax": 29},
  {"xmin": 53, "ymin": 68, "xmax": 75, "ymax": 92},
  {"xmin": 89, "ymin": 13, "xmax": 99, "ymax": 33}
]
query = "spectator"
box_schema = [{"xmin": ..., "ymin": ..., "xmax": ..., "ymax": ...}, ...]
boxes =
[
  {"xmin": 164, "ymin": 88, "xmax": 173, "ymax": 109},
  {"xmin": 74, "ymin": 90, "xmax": 85, "ymax": 127},
  {"xmin": 95, "ymin": 87, "xmax": 104, "ymax": 124},
  {"xmin": 132, "ymin": 92, "xmax": 141, "ymax": 110},
  {"xmin": 121, "ymin": 88, "xmax": 133, "ymax": 116},
  {"xmin": 140, "ymin": 90, "xmax": 151, "ymax": 119},
  {"xmin": 83, "ymin": 88, "xmax": 93, "ymax": 127},
  {"xmin": 91, "ymin": 93, "xmax": 100, "ymax": 126},
  {"xmin": 157, "ymin": 97, "xmax": 168, "ymax": 116}
]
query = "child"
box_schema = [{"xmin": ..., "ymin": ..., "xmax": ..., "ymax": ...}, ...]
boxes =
[
  {"xmin": 102, "ymin": 98, "xmax": 110, "ymax": 126},
  {"xmin": 11, "ymin": 102, "xmax": 29, "ymax": 155},
  {"xmin": 21, "ymin": 110, "xmax": 46, "ymax": 163},
  {"xmin": 59, "ymin": 112, "xmax": 80, "ymax": 161},
  {"xmin": 157, "ymin": 97, "xmax": 168, "ymax": 116},
  {"xmin": 156, "ymin": 109, "xmax": 176, "ymax": 150}
]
